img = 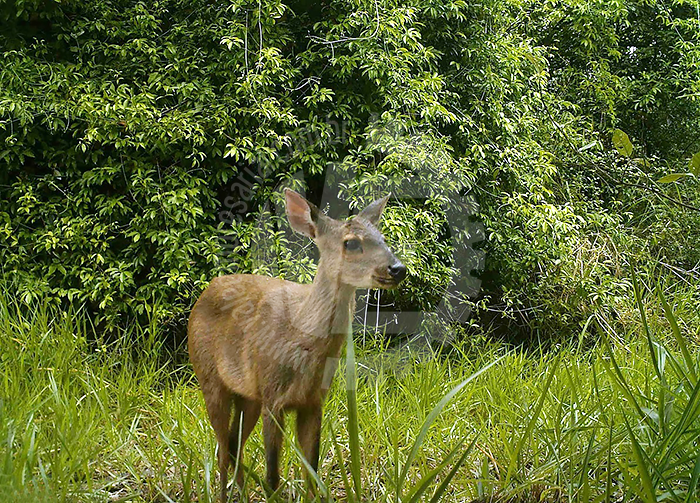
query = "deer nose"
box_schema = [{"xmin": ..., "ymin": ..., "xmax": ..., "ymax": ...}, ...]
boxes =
[{"xmin": 387, "ymin": 262, "xmax": 407, "ymax": 282}]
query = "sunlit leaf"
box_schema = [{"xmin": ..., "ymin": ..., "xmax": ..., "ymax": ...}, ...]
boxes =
[
  {"xmin": 689, "ymin": 152, "xmax": 700, "ymax": 177},
  {"xmin": 657, "ymin": 173, "xmax": 690, "ymax": 183},
  {"xmin": 612, "ymin": 129, "xmax": 633, "ymax": 157}
]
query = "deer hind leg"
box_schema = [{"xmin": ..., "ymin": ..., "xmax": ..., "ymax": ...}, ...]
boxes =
[
  {"xmin": 229, "ymin": 397, "xmax": 261, "ymax": 487},
  {"xmin": 297, "ymin": 405, "xmax": 322, "ymax": 498},
  {"xmin": 262, "ymin": 407, "xmax": 285, "ymax": 493},
  {"xmin": 202, "ymin": 381, "xmax": 233, "ymax": 503}
]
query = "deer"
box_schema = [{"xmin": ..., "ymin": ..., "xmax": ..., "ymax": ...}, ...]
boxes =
[{"xmin": 188, "ymin": 188, "xmax": 407, "ymax": 502}]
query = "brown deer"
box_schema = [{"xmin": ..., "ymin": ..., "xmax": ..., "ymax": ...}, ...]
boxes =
[{"xmin": 188, "ymin": 189, "xmax": 406, "ymax": 502}]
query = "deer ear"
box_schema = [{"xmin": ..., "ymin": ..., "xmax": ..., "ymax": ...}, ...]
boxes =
[
  {"xmin": 357, "ymin": 194, "xmax": 390, "ymax": 227},
  {"xmin": 284, "ymin": 189, "xmax": 321, "ymax": 238}
]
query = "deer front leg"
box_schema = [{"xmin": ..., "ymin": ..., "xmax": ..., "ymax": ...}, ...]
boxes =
[
  {"xmin": 262, "ymin": 407, "xmax": 285, "ymax": 492},
  {"xmin": 297, "ymin": 405, "xmax": 322, "ymax": 498}
]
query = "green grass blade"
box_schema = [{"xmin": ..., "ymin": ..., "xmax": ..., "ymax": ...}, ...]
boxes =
[
  {"xmin": 657, "ymin": 286, "xmax": 697, "ymax": 384},
  {"xmin": 397, "ymin": 354, "xmax": 506, "ymax": 497},
  {"xmin": 280, "ymin": 419, "xmax": 329, "ymax": 500},
  {"xmin": 631, "ymin": 266, "xmax": 664, "ymax": 385},
  {"xmin": 345, "ymin": 320, "xmax": 362, "ymax": 501},
  {"xmin": 504, "ymin": 353, "xmax": 561, "ymax": 486},
  {"xmin": 401, "ymin": 438, "xmax": 463, "ymax": 503},
  {"xmin": 576, "ymin": 314, "xmax": 594, "ymax": 355},
  {"xmin": 600, "ymin": 332, "xmax": 658, "ymax": 432},
  {"xmin": 686, "ymin": 449, "xmax": 700, "ymax": 503},
  {"xmin": 329, "ymin": 420, "xmax": 354, "ymax": 503},
  {"xmin": 427, "ymin": 436, "xmax": 479, "ymax": 503},
  {"xmin": 577, "ymin": 431, "xmax": 596, "ymax": 503},
  {"xmin": 655, "ymin": 379, "xmax": 700, "ymax": 472},
  {"xmin": 662, "ymin": 349, "xmax": 695, "ymax": 395},
  {"xmin": 624, "ymin": 415, "xmax": 657, "ymax": 503},
  {"xmin": 617, "ymin": 458, "xmax": 644, "ymax": 503},
  {"xmin": 606, "ymin": 420, "xmax": 613, "ymax": 503}
]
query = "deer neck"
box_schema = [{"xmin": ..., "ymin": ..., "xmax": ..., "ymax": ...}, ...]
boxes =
[{"xmin": 295, "ymin": 257, "xmax": 356, "ymax": 339}]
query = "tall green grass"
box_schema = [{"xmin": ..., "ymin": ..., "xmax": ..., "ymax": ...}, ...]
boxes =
[{"xmin": 0, "ymin": 276, "xmax": 698, "ymax": 502}]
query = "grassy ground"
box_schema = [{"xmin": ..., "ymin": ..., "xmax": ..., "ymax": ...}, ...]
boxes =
[{"xmin": 1, "ymin": 277, "xmax": 699, "ymax": 502}]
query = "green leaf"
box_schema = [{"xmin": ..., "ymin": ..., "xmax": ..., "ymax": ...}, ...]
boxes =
[
  {"xmin": 427, "ymin": 437, "xmax": 479, "ymax": 503},
  {"xmin": 504, "ymin": 353, "xmax": 561, "ymax": 486},
  {"xmin": 329, "ymin": 421, "xmax": 355, "ymax": 503},
  {"xmin": 280, "ymin": 420, "xmax": 329, "ymax": 499},
  {"xmin": 631, "ymin": 266, "xmax": 664, "ymax": 385},
  {"xmin": 687, "ymin": 450, "xmax": 700, "ymax": 503},
  {"xmin": 397, "ymin": 355, "xmax": 506, "ymax": 497},
  {"xmin": 612, "ymin": 129, "xmax": 633, "ymax": 157},
  {"xmin": 657, "ymin": 173, "xmax": 690, "ymax": 183},
  {"xmin": 624, "ymin": 416, "xmax": 658, "ymax": 503},
  {"xmin": 402, "ymin": 437, "xmax": 469, "ymax": 503},
  {"xmin": 689, "ymin": 152, "xmax": 700, "ymax": 177},
  {"xmin": 657, "ymin": 286, "xmax": 697, "ymax": 385},
  {"xmin": 345, "ymin": 319, "xmax": 362, "ymax": 501},
  {"xmin": 578, "ymin": 141, "xmax": 597, "ymax": 152}
]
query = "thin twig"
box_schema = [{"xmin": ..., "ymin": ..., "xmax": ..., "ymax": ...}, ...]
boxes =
[{"xmin": 308, "ymin": 0, "xmax": 381, "ymax": 51}]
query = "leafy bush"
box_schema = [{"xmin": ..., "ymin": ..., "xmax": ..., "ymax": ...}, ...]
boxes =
[{"xmin": 1, "ymin": 0, "xmax": 698, "ymax": 336}]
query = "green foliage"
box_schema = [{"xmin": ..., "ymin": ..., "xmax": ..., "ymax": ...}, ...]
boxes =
[
  {"xmin": 613, "ymin": 129, "xmax": 634, "ymax": 157},
  {"xmin": 0, "ymin": 0, "xmax": 477, "ymax": 329},
  {"xmin": 1, "ymin": 0, "xmax": 698, "ymax": 335},
  {"xmin": 1, "ymin": 275, "xmax": 699, "ymax": 501},
  {"xmin": 690, "ymin": 153, "xmax": 700, "ymax": 177}
]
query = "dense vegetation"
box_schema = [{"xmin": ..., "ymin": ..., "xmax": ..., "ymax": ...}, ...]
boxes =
[
  {"xmin": 1, "ymin": 0, "xmax": 699, "ymax": 501},
  {"xmin": 2, "ymin": 273, "xmax": 700, "ymax": 502},
  {"xmin": 2, "ymin": 0, "xmax": 698, "ymax": 333}
]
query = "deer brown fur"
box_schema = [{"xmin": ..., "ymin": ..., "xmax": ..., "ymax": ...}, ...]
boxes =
[{"xmin": 188, "ymin": 189, "xmax": 406, "ymax": 501}]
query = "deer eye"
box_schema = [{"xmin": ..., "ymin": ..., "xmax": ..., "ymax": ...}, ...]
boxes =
[{"xmin": 344, "ymin": 238, "xmax": 363, "ymax": 252}]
